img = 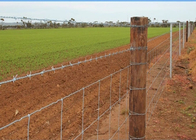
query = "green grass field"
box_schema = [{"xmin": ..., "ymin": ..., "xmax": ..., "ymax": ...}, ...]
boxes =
[{"xmin": 0, "ymin": 27, "xmax": 178, "ymax": 81}]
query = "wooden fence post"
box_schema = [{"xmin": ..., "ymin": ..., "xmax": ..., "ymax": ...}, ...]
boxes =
[
  {"xmin": 129, "ymin": 17, "xmax": 148, "ymax": 140},
  {"xmin": 186, "ymin": 21, "xmax": 188, "ymax": 42}
]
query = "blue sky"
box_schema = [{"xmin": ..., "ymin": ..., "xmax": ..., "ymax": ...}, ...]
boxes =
[{"xmin": 0, "ymin": 2, "xmax": 196, "ymax": 23}]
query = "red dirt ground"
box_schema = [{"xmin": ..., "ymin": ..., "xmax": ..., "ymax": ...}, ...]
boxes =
[{"xmin": 0, "ymin": 31, "xmax": 181, "ymax": 140}]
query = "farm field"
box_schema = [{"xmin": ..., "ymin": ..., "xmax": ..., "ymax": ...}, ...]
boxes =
[
  {"xmin": 0, "ymin": 31, "xmax": 181, "ymax": 139},
  {"xmin": 0, "ymin": 27, "xmax": 178, "ymax": 81}
]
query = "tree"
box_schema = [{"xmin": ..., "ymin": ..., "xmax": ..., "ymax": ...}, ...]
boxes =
[
  {"xmin": 99, "ymin": 23, "xmax": 104, "ymax": 27},
  {"xmin": 1, "ymin": 18, "xmax": 4, "ymax": 30},
  {"xmin": 162, "ymin": 20, "xmax": 168, "ymax": 27},
  {"xmin": 155, "ymin": 22, "xmax": 160, "ymax": 27},
  {"xmin": 68, "ymin": 18, "xmax": 75, "ymax": 28},
  {"xmin": 62, "ymin": 22, "xmax": 68, "ymax": 28},
  {"xmin": 21, "ymin": 20, "xmax": 26, "ymax": 28},
  {"xmin": 47, "ymin": 21, "xmax": 53, "ymax": 28},
  {"xmin": 71, "ymin": 18, "xmax": 75, "ymax": 21},
  {"xmin": 175, "ymin": 21, "xmax": 180, "ymax": 28},
  {"xmin": 148, "ymin": 18, "xmax": 151, "ymax": 24},
  {"xmin": 26, "ymin": 21, "xmax": 33, "ymax": 28},
  {"xmin": 93, "ymin": 21, "xmax": 98, "ymax": 27},
  {"xmin": 81, "ymin": 23, "xmax": 88, "ymax": 28},
  {"xmin": 148, "ymin": 18, "xmax": 151, "ymax": 27}
]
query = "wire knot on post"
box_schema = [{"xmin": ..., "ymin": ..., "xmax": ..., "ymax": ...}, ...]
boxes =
[
  {"xmin": 130, "ymin": 62, "xmax": 147, "ymax": 66},
  {"xmin": 129, "ymin": 110, "xmax": 146, "ymax": 116},
  {"xmin": 130, "ymin": 87, "xmax": 146, "ymax": 91},
  {"xmin": 130, "ymin": 46, "xmax": 147, "ymax": 51},
  {"xmin": 130, "ymin": 24, "xmax": 148, "ymax": 28},
  {"xmin": 129, "ymin": 135, "xmax": 146, "ymax": 140}
]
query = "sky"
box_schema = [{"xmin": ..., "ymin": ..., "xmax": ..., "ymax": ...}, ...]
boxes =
[{"xmin": 0, "ymin": 2, "xmax": 196, "ymax": 23}]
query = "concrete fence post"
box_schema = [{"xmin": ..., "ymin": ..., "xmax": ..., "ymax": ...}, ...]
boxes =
[{"xmin": 129, "ymin": 16, "xmax": 148, "ymax": 140}]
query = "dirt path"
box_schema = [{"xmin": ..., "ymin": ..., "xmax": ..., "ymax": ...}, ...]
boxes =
[{"xmin": 0, "ymin": 31, "xmax": 180, "ymax": 140}]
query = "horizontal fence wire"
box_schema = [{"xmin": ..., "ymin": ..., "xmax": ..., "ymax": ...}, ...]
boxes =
[
  {"xmin": 147, "ymin": 31, "xmax": 179, "ymax": 66},
  {"xmin": 147, "ymin": 31, "xmax": 179, "ymax": 55},
  {"xmin": 147, "ymin": 46, "xmax": 169, "ymax": 74},
  {"xmin": 146, "ymin": 57, "xmax": 170, "ymax": 95},
  {"xmin": 147, "ymin": 33, "xmax": 170, "ymax": 55}
]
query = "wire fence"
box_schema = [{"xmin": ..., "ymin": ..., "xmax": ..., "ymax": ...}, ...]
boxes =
[{"xmin": 0, "ymin": 18, "xmax": 195, "ymax": 140}]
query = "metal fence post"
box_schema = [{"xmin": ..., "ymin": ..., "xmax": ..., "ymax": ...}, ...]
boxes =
[
  {"xmin": 129, "ymin": 17, "xmax": 147, "ymax": 140},
  {"xmin": 179, "ymin": 23, "xmax": 181, "ymax": 56},
  {"xmin": 60, "ymin": 98, "xmax": 63, "ymax": 140},
  {"xmin": 183, "ymin": 22, "xmax": 185, "ymax": 48},
  {"xmin": 170, "ymin": 23, "xmax": 172, "ymax": 78},
  {"xmin": 27, "ymin": 114, "xmax": 30, "ymax": 140}
]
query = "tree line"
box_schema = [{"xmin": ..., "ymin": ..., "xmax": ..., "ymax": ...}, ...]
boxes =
[{"xmin": 1, "ymin": 18, "xmax": 196, "ymax": 30}]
